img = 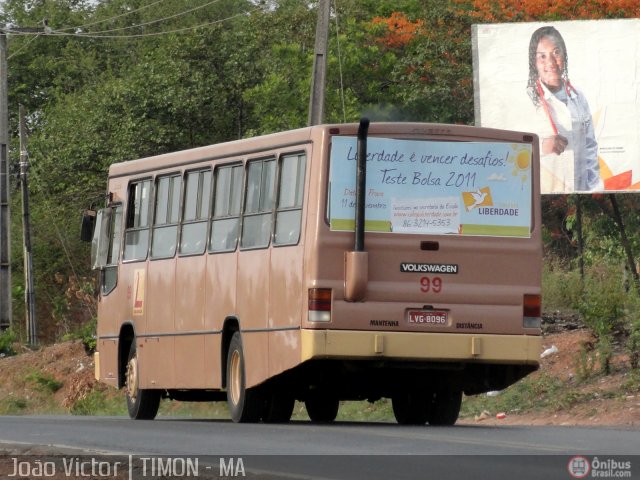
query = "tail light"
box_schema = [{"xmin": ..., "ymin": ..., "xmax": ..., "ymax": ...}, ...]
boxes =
[
  {"xmin": 523, "ymin": 294, "xmax": 541, "ymax": 328},
  {"xmin": 308, "ymin": 288, "xmax": 332, "ymax": 322}
]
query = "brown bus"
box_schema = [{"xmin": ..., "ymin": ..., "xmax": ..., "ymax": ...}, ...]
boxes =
[{"xmin": 88, "ymin": 121, "xmax": 542, "ymax": 425}]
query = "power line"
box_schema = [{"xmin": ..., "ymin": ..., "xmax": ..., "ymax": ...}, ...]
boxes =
[
  {"xmin": 56, "ymin": 0, "xmax": 167, "ymax": 32},
  {"xmin": 7, "ymin": 33, "xmax": 41, "ymax": 60},
  {"xmin": 5, "ymin": 6, "xmax": 263, "ymax": 40},
  {"xmin": 65, "ymin": 0, "xmax": 224, "ymax": 36}
]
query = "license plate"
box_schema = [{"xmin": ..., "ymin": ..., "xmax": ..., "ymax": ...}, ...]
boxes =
[{"xmin": 407, "ymin": 310, "xmax": 448, "ymax": 325}]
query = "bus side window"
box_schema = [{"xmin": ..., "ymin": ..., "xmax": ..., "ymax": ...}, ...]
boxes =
[
  {"xmin": 209, "ymin": 164, "xmax": 243, "ymax": 253},
  {"xmin": 102, "ymin": 205, "xmax": 123, "ymax": 295},
  {"xmin": 274, "ymin": 153, "xmax": 306, "ymax": 246},
  {"xmin": 180, "ymin": 169, "xmax": 212, "ymax": 255},
  {"xmin": 123, "ymin": 179, "xmax": 152, "ymax": 261},
  {"xmin": 241, "ymin": 158, "xmax": 276, "ymax": 249},
  {"xmin": 151, "ymin": 174, "xmax": 181, "ymax": 259}
]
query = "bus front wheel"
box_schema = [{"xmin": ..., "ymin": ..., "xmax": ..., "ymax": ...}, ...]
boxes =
[
  {"xmin": 226, "ymin": 332, "xmax": 263, "ymax": 423},
  {"xmin": 125, "ymin": 342, "xmax": 161, "ymax": 420}
]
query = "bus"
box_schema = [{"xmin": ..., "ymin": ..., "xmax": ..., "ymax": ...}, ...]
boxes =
[{"xmin": 86, "ymin": 120, "xmax": 542, "ymax": 425}]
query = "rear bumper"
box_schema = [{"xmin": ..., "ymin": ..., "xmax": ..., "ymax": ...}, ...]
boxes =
[{"xmin": 301, "ymin": 329, "xmax": 541, "ymax": 365}]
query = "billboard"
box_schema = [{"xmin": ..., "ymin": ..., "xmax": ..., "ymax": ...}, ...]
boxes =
[{"xmin": 472, "ymin": 19, "xmax": 640, "ymax": 194}]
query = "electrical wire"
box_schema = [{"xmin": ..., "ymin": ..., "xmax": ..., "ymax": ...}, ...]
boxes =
[
  {"xmin": 5, "ymin": 6, "xmax": 262, "ymax": 39},
  {"xmin": 56, "ymin": 0, "xmax": 167, "ymax": 32},
  {"xmin": 7, "ymin": 33, "xmax": 42, "ymax": 60},
  {"xmin": 65, "ymin": 0, "xmax": 224, "ymax": 36}
]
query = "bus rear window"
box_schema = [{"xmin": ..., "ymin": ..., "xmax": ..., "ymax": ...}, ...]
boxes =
[{"xmin": 329, "ymin": 136, "xmax": 533, "ymax": 238}]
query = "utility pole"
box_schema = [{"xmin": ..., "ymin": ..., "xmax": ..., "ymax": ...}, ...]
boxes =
[
  {"xmin": 19, "ymin": 105, "xmax": 36, "ymax": 345},
  {"xmin": 307, "ymin": 0, "xmax": 331, "ymax": 126},
  {"xmin": 0, "ymin": 31, "xmax": 11, "ymax": 331},
  {"xmin": 0, "ymin": 24, "xmax": 47, "ymax": 332}
]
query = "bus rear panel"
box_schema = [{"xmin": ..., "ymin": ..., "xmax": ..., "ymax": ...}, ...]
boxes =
[{"xmin": 299, "ymin": 123, "xmax": 541, "ymax": 404}]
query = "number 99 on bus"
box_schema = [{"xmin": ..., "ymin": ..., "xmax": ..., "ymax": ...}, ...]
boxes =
[{"xmin": 420, "ymin": 276, "xmax": 442, "ymax": 293}]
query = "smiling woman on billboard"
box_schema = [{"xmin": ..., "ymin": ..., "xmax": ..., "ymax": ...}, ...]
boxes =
[{"xmin": 526, "ymin": 26, "xmax": 603, "ymax": 193}]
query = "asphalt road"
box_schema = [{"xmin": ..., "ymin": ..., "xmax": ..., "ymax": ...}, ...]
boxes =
[{"xmin": 0, "ymin": 415, "xmax": 637, "ymax": 479}]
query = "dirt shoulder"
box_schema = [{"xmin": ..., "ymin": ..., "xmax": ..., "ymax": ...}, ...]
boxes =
[
  {"xmin": 0, "ymin": 340, "xmax": 108, "ymax": 415},
  {"xmin": 460, "ymin": 329, "xmax": 640, "ymax": 427},
  {"xmin": 0, "ymin": 330, "xmax": 639, "ymax": 426}
]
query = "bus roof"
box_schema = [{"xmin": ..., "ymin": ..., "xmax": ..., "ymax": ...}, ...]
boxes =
[{"xmin": 108, "ymin": 122, "xmax": 537, "ymax": 178}]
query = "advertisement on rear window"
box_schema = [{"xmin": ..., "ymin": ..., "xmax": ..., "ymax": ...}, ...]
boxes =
[{"xmin": 329, "ymin": 136, "xmax": 532, "ymax": 237}]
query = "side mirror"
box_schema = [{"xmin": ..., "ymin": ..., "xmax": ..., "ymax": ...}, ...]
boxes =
[
  {"xmin": 91, "ymin": 209, "xmax": 112, "ymax": 270},
  {"xmin": 81, "ymin": 209, "xmax": 96, "ymax": 242}
]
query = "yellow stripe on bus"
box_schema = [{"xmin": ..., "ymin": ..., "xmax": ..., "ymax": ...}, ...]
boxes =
[
  {"xmin": 460, "ymin": 224, "xmax": 531, "ymax": 237},
  {"xmin": 330, "ymin": 219, "xmax": 392, "ymax": 232}
]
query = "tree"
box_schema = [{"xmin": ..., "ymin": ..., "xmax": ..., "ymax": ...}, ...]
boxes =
[{"xmin": 453, "ymin": 0, "xmax": 640, "ymax": 22}]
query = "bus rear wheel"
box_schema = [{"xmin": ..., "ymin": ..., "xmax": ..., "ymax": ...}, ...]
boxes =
[
  {"xmin": 428, "ymin": 390, "xmax": 462, "ymax": 426},
  {"xmin": 305, "ymin": 393, "xmax": 339, "ymax": 423},
  {"xmin": 226, "ymin": 332, "xmax": 263, "ymax": 423},
  {"xmin": 262, "ymin": 391, "xmax": 295, "ymax": 423},
  {"xmin": 125, "ymin": 342, "xmax": 161, "ymax": 420},
  {"xmin": 392, "ymin": 391, "xmax": 431, "ymax": 425}
]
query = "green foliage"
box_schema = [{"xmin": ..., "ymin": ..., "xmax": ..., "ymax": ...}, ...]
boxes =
[
  {"xmin": 622, "ymin": 370, "xmax": 640, "ymax": 393},
  {"xmin": 243, "ymin": 44, "xmax": 312, "ymax": 134},
  {"xmin": 627, "ymin": 317, "xmax": 640, "ymax": 369},
  {"xmin": 63, "ymin": 317, "xmax": 97, "ymax": 354},
  {"xmin": 571, "ymin": 263, "xmax": 627, "ymax": 338},
  {"xmin": 336, "ymin": 400, "xmax": 394, "ymax": 422},
  {"xmin": 561, "ymin": 262, "xmax": 629, "ymax": 374},
  {"xmin": 543, "ymin": 255, "xmax": 640, "ymax": 374},
  {"xmin": 0, "ymin": 328, "xmax": 17, "ymax": 356},
  {"xmin": 70, "ymin": 389, "xmax": 127, "ymax": 416},
  {"xmin": 460, "ymin": 373, "xmax": 567, "ymax": 417},
  {"xmin": 25, "ymin": 371, "xmax": 64, "ymax": 394},
  {"xmin": 0, "ymin": 396, "xmax": 29, "ymax": 414},
  {"xmin": 542, "ymin": 262, "xmax": 583, "ymax": 312},
  {"xmin": 576, "ymin": 343, "xmax": 596, "ymax": 380},
  {"xmin": 597, "ymin": 335, "xmax": 614, "ymax": 375}
]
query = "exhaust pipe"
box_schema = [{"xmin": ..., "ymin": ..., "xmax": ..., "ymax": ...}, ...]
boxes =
[
  {"xmin": 345, "ymin": 118, "xmax": 370, "ymax": 302},
  {"xmin": 354, "ymin": 118, "xmax": 369, "ymax": 252}
]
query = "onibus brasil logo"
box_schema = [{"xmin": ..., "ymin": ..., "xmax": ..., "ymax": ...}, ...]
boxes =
[
  {"xmin": 568, "ymin": 456, "xmax": 633, "ymax": 478},
  {"xmin": 568, "ymin": 456, "xmax": 591, "ymax": 478}
]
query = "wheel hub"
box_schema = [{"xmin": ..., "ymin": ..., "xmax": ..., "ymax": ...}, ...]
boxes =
[
  {"xmin": 229, "ymin": 350, "xmax": 241, "ymax": 405},
  {"xmin": 126, "ymin": 355, "xmax": 138, "ymax": 403}
]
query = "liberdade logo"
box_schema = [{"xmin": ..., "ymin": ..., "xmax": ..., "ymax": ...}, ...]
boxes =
[{"xmin": 568, "ymin": 456, "xmax": 591, "ymax": 478}]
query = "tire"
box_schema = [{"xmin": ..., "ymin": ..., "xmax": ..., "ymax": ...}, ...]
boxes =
[
  {"xmin": 226, "ymin": 332, "xmax": 263, "ymax": 423},
  {"xmin": 125, "ymin": 342, "xmax": 161, "ymax": 420},
  {"xmin": 392, "ymin": 391, "xmax": 431, "ymax": 425},
  {"xmin": 305, "ymin": 393, "xmax": 339, "ymax": 423},
  {"xmin": 262, "ymin": 390, "xmax": 295, "ymax": 423},
  {"xmin": 428, "ymin": 390, "xmax": 462, "ymax": 426}
]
